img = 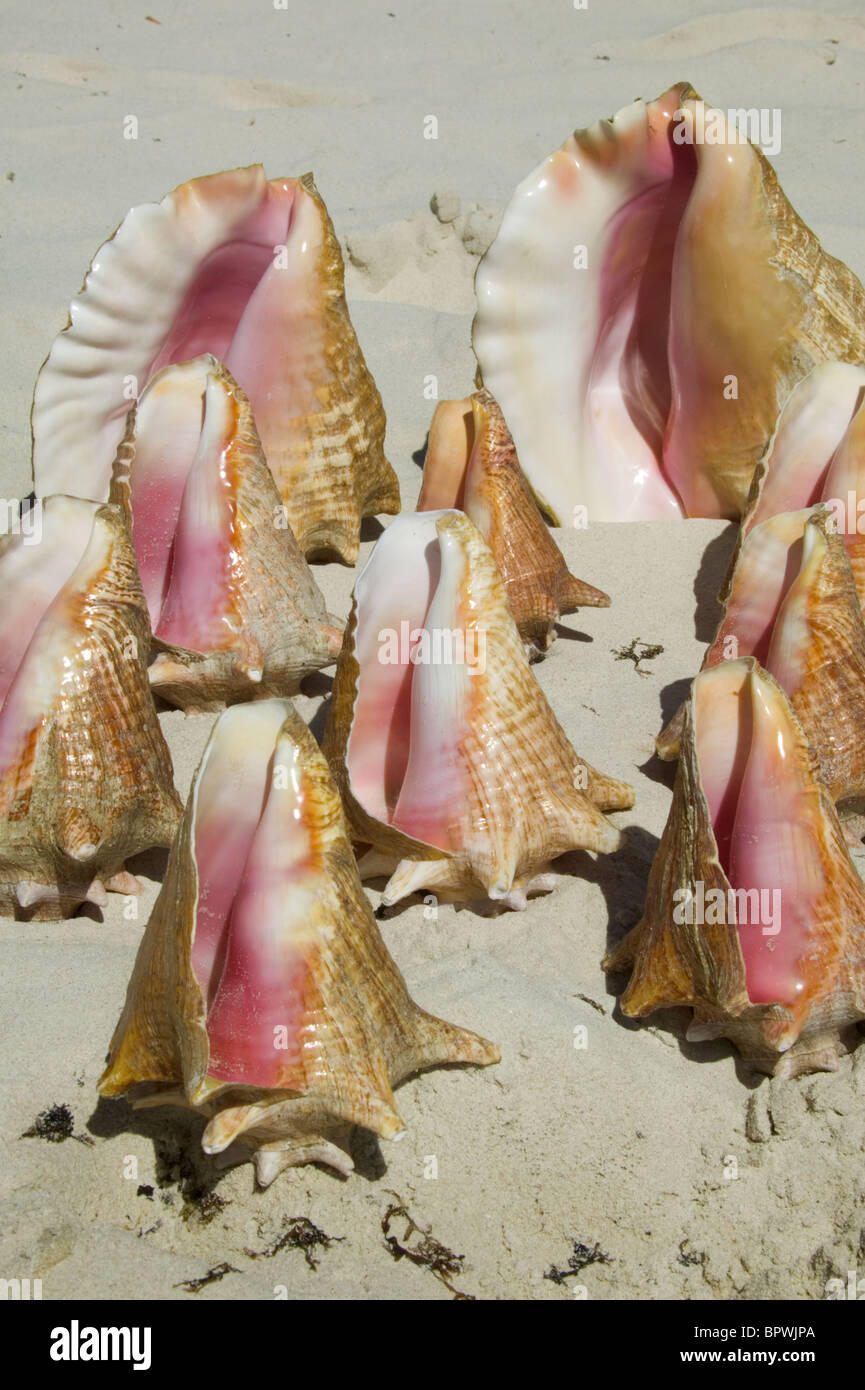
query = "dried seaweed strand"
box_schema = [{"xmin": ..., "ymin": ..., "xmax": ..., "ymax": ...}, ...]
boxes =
[{"xmin": 381, "ymin": 1190, "xmax": 475, "ymax": 1300}]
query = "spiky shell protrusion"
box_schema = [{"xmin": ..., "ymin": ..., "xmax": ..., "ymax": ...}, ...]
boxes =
[{"xmin": 99, "ymin": 699, "xmax": 499, "ymax": 1183}]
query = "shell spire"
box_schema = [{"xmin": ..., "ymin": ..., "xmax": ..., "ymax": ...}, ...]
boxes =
[
  {"xmin": 322, "ymin": 510, "xmax": 633, "ymax": 908},
  {"xmin": 419, "ymin": 389, "xmax": 609, "ymax": 657},
  {"xmin": 99, "ymin": 699, "xmax": 499, "ymax": 1184},
  {"xmin": 109, "ymin": 355, "xmax": 343, "ymax": 710},
  {"xmin": 0, "ymin": 497, "xmax": 181, "ymax": 918}
]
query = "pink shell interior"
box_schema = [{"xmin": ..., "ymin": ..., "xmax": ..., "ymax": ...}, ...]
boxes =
[
  {"xmin": 34, "ymin": 170, "xmax": 332, "ymax": 505},
  {"xmin": 129, "ymin": 362, "xmax": 237, "ymax": 654},
  {"xmin": 703, "ymin": 512, "xmax": 810, "ymax": 688},
  {"xmin": 149, "ymin": 185, "xmax": 297, "ymax": 375},
  {"xmin": 587, "ymin": 106, "xmax": 695, "ymax": 510},
  {"xmin": 189, "ymin": 703, "xmax": 313, "ymax": 1087},
  {"xmin": 694, "ymin": 665, "xmax": 826, "ymax": 1007},
  {"xmin": 346, "ymin": 512, "xmax": 468, "ymax": 850},
  {"xmin": 149, "ymin": 176, "xmax": 329, "ymax": 464}
]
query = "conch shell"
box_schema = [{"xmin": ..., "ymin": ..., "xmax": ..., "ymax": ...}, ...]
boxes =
[
  {"xmin": 99, "ymin": 699, "xmax": 499, "ymax": 1185},
  {"xmin": 472, "ymin": 84, "xmax": 865, "ymax": 524},
  {"xmin": 0, "ymin": 496, "xmax": 181, "ymax": 919},
  {"xmin": 321, "ymin": 510, "xmax": 634, "ymax": 908},
  {"xmin": 740, "ymin": 362, "xmax": 865, "ymax": 609},
  {"xmin": 606, "ymin": 659, "xmax": 865, "ymax": 1077},
  {"xmin": 32, "ymin": 166, "xmax": 399, "ymax": 562},
  {"xmin": 109, "ymin": 355, "xmax": 342, "ymax": 711},
  {"xmin": 418, "ymin": 388, "xmax": 609, "ymax": 656},
  {"xmin": 656, "ymin": 507, "xmax": 865, "ymax": 807}
]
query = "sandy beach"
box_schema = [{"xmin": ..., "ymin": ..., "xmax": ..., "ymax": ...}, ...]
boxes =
[{"xmin": 2, "ymin": 0, "xmax": 865, "ymax": 1301}]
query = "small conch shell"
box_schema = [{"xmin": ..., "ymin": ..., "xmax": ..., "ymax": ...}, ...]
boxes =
[
  {"xmin": 607, "ymin": 659, "xmax": 865, "ymax": 1077},
  {"xmin": 109, "ymin": 355, "xmax": 343, "ymax": 711},
  {"xmin": 657, "ymin": 507, "xmax": 865, "ymax": 807},
  {"xmin": 0, "ymin": 496, "xmax": 182, "ymax": 919},
  {"xmin": 739, "ymin": 362, "xmax": 865, "ymax": 610},
  {"xmin": 473, "ymin": 84, "xmax": 865, "ymax": 524},
  {"xmin": 99, "ymin": 699, "xmax": 499, "ymax": 1185},
  {"xmin": 32, "ymin": 166, "xmax": 399, "ymax": 562},
  {"xmin": 321, "ymin": 510, "xmax": 634, "ymax": 908},
  {"xmin": 418, "ymin": 389, "xmax": 609, "ymax": 657}
]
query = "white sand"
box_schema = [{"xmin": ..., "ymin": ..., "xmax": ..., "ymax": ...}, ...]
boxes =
[{"xmin": 2, "ymin": 1, "xmax": 865, "ymax": 1301}]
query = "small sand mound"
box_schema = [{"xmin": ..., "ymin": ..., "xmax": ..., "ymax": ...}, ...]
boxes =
[{"xmin": 343, "ymin": 193, "xmax": 500, "ymax": 313}]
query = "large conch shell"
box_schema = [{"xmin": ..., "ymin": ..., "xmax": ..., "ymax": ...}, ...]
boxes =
[
  {"xmin": 472, "ymin": 84, "xmax": 865, "ymax": 524},
  {"xmin": 110, "ymin": 355, "xmax": 342, "ymax": 711},
  {"xmin": 32, "ymin": 166, "xmax": 399, "ymax": 562},
  {"xmin": 321, "ymin": 510, "xmax": 634, "ymax": 908},
  {"xmin": 740, "ymin": 362, "xmax": 865, "ymax": 608},
  {"xmin": 99, "ymin": 699, "xmax": 499, "ymax": 1185},
  {"xmin": 418, "ymin": 388, "xmax": 609, "ymax": 656},
  {"xmin": 656, "ymin": 507, "xmax": 865, "ymax": 807},
  {"xmin": 0, "ymin": 496, "xmax": 182, "ymax": 919},
  {"xmin": 606, "ymin": 660, "xmax": 865, "ymax": 1077}
]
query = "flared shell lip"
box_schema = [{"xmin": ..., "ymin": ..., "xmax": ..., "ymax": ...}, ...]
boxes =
[
  {"xmin": 29, "ymin": 166, "xmax": 256, "ymax": 435},
  {"xmin": 29, "ymin": 166, "xmax": 321, "ymax": 498},
  {"xmin": 470, "ymin": 83, "xmax": 702, "ymax": 525}
]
